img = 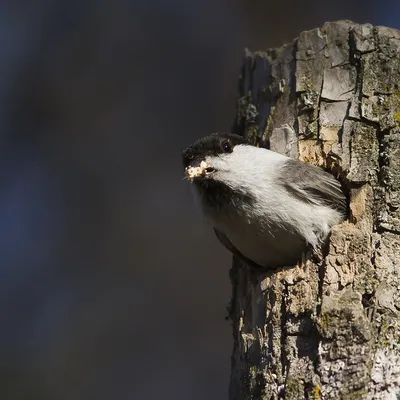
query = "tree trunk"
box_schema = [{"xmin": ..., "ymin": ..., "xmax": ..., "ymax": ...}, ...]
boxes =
[{"xmin": 229, "ymin": 20, "xmax": 400, "ymax": 400}]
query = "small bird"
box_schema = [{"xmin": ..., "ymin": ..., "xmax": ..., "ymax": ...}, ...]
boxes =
[{"xmin": 182, "ymin": 133, "xmax": 346, "ymax": 269}]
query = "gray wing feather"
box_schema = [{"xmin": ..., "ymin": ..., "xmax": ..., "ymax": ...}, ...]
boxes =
[
  {"xmin": 280, "ymin": 159, "xmax": 347, "ymax": 215},
  {"xmin": 213, "ymin": 228, "xmax": 263, "ymax": 269}
]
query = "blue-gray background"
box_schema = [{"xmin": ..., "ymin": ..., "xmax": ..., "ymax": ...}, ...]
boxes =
[{"xmin": 0, "ymin": 1, "xmax": 398, "ymax": 399}]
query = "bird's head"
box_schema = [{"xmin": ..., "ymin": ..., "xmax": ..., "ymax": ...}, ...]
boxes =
[
  {"xmin": 182, "ymin": 133, "xmax": 249, "ymax": 183},
  {"xmin": 182, "ymin": 133, "xmax": 255, "ymax": 209}
]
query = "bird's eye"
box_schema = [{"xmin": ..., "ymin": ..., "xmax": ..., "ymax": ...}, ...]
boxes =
[{"xmin": 221, "ymin": 140, "xmax": 232, "ymax": 153}]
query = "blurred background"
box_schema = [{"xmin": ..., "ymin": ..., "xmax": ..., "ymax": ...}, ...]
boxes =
[{"xmin": 0, "ymin": 1, "xmax": 398, "ymax": 399}]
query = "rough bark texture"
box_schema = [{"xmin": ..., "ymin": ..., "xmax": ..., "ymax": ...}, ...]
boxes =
[{"xmin": 229, "ymin": 21, "xmax": 400, "ymax": 400}]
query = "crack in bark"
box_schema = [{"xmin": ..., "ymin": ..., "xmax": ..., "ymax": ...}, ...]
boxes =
[{"xmin": 280, "ymin": 282, "xmax": 288, "ymax": 378}]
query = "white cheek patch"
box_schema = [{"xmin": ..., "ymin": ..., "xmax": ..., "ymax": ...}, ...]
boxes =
[
  {"xmin": 204, "ymin": 154, "xmax": 229, "ymax": 172},
  {"xmin": 204, "ymin": 149, "xmax": 250, "ymax": 183}
]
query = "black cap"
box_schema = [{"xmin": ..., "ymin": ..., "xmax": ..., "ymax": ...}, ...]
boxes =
[{"xmin": 182, "ymin": 133, "xmax": 248, "ymax": 168}]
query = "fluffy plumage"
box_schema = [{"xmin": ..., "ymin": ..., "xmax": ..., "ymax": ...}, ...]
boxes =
[{"xmin": 182, "ymin": 133, "xmax": 346, "ymax": 268}]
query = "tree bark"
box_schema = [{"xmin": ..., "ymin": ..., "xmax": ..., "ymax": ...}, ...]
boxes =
[{"xmin": 229, "ymin": 20, "xmax": 400, "ymax": 400}]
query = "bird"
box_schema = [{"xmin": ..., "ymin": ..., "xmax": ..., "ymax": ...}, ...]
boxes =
[{"xmin": 182, "ymin": 132, "xmax": 347, "ymax": 269}]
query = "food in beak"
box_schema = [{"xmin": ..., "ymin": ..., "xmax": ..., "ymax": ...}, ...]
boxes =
[{"xmin": 185, "ymin": 160, "xmax": 214, "ymax": 180}]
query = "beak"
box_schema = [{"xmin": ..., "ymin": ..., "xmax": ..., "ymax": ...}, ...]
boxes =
[{"xmin": 185, "ymin": 160, "xmax": 215, "ymax": 181}]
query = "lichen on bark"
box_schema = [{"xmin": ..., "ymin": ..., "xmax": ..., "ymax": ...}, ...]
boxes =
[{"xmin": 229, "ymin": 21, "xmax": 400, "ymax": 400}]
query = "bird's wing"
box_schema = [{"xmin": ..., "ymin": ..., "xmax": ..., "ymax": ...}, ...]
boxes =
[
  {"xmin": 279, "ymin": 159, "xmax": 347, "ymax": 215},
  {"xmin": 213, "ymin": 228, "xmax": 263, "ymax": 269}
]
